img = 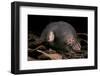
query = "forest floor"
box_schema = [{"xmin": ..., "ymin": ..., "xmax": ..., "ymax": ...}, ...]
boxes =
[{"xmin": 28, "ymin": 32, "xmax": 88, "ymax": 61}]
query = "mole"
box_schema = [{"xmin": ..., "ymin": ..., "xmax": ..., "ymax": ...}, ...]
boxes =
[{"xmin": 40, "ymin": 21, "xmax": 81, "ymax": 53}]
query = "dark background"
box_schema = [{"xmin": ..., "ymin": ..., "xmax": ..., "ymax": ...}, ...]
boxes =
[{"xmin": 28, "ymin": 15, "xmax": 88, "ymax": 36}]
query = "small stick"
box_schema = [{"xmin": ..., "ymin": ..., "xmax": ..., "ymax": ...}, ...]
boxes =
[
  {"xmin": 37, "ymin": 50, "xmax": 53, "ymax": 59},
  {"xmin": 78, "ymin": 38, "xmax": 87, "ymax": 44},
  {"xmin": 28, "ymin": 48, "xmax": 55, "ymax": 59},
  {"xmin": 28, "ymin": 45, "xmax": 45, "ymax": 52},
  {"xmin": 77, "ymin": 33, "xmax": 87, "ymax": 36}
]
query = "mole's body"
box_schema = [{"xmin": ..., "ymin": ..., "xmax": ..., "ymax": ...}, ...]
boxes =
[{"xmin": 40, "ymin": 21, "xmax": 81, "ymax": 52}]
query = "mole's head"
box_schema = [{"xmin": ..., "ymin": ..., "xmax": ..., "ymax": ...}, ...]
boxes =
[{"xmin": 64, "ymin": 36, "xmax": 81, "ymax": 52}]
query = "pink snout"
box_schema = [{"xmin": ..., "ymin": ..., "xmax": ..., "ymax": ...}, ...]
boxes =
[{"xmin": 72, "ymin": 42, "xmax": 81, "ymax": 52}]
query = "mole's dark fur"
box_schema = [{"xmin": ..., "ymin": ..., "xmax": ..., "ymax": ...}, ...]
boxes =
[{"xmin": 40, "ymin": 21, "xmax": 81, "ymax": 52}]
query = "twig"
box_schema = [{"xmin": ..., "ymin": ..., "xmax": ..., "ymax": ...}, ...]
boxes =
[
  {"xmin": 29, "ymin": 48, "xmax": 56, "ymax": 59},
  {"xmin": 28, "ymin": 45, "xmax": 45, "ymax": 52},
  {"xmin": 77, "ymin": 33, "xmax": 87, "ymax": 36},
  {"xmin": 78, "ymin": 38, "xmax": 87, "ymax": 44},
  {"xmin": 37, "ymin": 50, "xmax": 53, "ymax": 59}
]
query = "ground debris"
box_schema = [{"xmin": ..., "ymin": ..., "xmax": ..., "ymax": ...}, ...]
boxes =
[{"xmin": 28, "ymin": 32, "xmax": 88, "ymax": 61}]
